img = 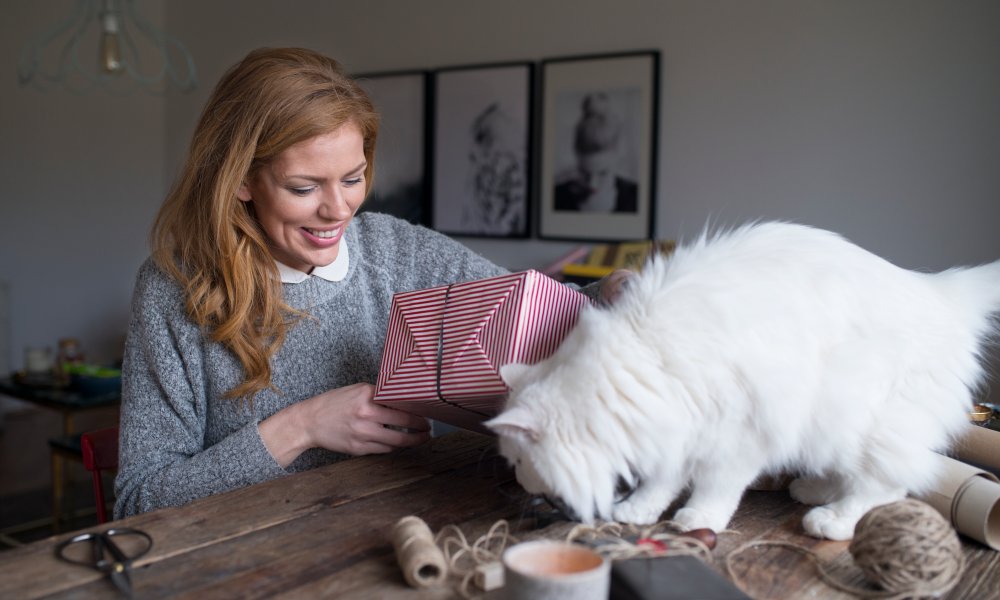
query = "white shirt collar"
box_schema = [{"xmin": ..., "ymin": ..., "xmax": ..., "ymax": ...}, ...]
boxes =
[{"xmin": 276, "ymin": 238, "xmax": 350, "ymax": 284}]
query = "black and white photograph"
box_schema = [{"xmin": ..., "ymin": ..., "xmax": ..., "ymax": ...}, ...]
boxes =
[
  {"xmin": 539, "ymin": 51, "xmax": 659, "ymax": 241},
  {"xmin": 356, "ymin": 71, "xmax": 428, "ymax": 225},
  {"xmin": 431, "ymin": 62, "xmax": 532, "ymax": 238}
]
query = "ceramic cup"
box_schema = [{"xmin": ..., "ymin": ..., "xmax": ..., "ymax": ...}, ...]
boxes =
[{"xmin": 501, "ymin": 540, "xmax": 609, "ymax": 600}]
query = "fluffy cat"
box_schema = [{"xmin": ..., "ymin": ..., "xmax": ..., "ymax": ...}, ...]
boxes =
[{"xmin": 486, "ymin": 222, "xmax": 1000, "ymax": 540}]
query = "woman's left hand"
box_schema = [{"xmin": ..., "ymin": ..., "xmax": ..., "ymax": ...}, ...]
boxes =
[{"xmin": 599, "ymin": 269, "xmax": 636, "ymax": 305}]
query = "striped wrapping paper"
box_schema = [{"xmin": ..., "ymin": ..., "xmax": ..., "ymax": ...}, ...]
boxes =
[{"xmin": 374, "ymin": 270, "xmax": 590, "ymax": 433}]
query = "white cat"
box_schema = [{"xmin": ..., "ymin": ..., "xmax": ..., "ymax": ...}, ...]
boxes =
[{"xmin": 486, "ymin": 222, "xmax": 1000, "ymax": 540}]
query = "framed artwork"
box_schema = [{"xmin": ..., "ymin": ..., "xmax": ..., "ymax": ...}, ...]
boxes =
[
  {"xmin": 430, "ymin": 62, "xmax": 533, "ymax": 238},
  {"xmin": 355, "ymin": 70, "xmax": 429, "ymax": 225},
  {"xmin": 538, "ymin": 51, "xmax": 659, "ymax": 242}
]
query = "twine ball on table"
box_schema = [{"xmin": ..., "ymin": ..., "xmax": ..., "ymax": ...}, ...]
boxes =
[{"xmin": 848, "ymin": 499, "xmax": 964, "ymax": 598}]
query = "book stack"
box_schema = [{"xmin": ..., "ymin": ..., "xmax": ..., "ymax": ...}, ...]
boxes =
[{"xmin": 560, "ymin": 240, "xmax": 676, "ymax": 283}]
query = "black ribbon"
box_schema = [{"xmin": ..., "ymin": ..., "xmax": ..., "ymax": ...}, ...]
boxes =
[{"xmin": 435, "ymin": 283, "xmax": 490, "ymax": 418}]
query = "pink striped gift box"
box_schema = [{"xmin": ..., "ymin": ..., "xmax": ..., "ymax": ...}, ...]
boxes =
[{"xmin": 374, "ymin": 270, "xmax": 590, "ymax": 433}]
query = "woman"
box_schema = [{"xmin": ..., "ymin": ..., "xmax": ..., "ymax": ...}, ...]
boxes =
[{"xmin": 115, "ymin": 47, "xmax": 624, "ymax": 518}]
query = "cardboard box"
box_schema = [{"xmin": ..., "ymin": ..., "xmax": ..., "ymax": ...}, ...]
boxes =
[{"xmin": 374, "ymin": 270, "xmax": 589, "ymax": 432}]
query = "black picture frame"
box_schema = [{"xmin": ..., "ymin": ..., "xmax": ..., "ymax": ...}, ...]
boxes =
[
  {"xmin": 537, "ymin": 51, "xmax": 659, "ymax": 242},
  {"xmin": 430, "ymin": 61, "xmax": 533, "ymax": 238},
  {"xmin": 355, "ymin": 70, "xmax": 430, "ymax": 226}
]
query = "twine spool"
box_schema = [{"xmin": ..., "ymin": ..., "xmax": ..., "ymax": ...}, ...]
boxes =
[
  {"xmin": 392, "ymin": 516, "xmax": 449, "ymax": 588},
  {"xmin": 849, "ymin": 499, "xmax": 964, "ymax": 597}
]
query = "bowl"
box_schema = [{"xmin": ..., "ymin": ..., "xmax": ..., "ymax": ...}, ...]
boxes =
[{"xmin": 68, "ymin": 365, "xmax": 122, "ymax": 396}]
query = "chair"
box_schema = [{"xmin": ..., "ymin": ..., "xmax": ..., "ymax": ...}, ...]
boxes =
[{"xmin": 80, "ymin": 427, "xmax": 120, "ymax": 523}]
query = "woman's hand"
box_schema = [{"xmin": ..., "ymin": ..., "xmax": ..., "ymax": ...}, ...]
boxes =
[
  {"xmin": 599, "ymin": 268, "xmax": 636, "ymax": 305},
  {"xmin": 259, "ymin": 383, "xmax": 431, "ymax": 468}
]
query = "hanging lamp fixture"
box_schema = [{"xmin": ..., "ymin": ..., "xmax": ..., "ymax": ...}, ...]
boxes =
[{"xmin": 17, "ymin": 0, "xmax": 197, "ymax": 95}]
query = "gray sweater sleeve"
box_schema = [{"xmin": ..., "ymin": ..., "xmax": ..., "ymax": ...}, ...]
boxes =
[
  {"xmin": 114, "ymin": 262, "xmax": 289, "ymax": 518},
  {"xmin": 114, "ymin": 213, "xmax": 510, "ymax": 518}
]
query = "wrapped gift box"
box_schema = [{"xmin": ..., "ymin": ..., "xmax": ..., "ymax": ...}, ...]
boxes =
[{"xmin": 374, "ymin": 270, "xmax": 590, "ymax": 433}]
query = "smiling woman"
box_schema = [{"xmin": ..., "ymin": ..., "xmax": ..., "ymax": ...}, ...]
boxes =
[
  {"xmin": 113, "ymin": 47, "xmax": 524, "ymax": 519},
  {"xmin": 236, "ymin": 125, "xmax": 369, "ymax": 272}
]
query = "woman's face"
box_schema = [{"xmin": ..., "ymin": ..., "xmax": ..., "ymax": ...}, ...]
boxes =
[{"xmin": 238, "ymin": 122, "xmax": 367, "ymax": 273}]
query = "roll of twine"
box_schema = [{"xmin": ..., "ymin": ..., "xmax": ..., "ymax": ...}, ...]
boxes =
[
  {"xmin": 725, "ymin": 499, "xmax": 965, "ymax": 600},
  {"xmin": 391, "ymin": 516, "xmax": 449, "ymax": 588},
  {"xmin": 849, "ymin": 499, "xmax": 965, "ymax": 598}
]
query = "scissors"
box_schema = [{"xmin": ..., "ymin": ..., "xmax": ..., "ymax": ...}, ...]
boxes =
[{"xmin": 55, "ymin": 527, "xmax": 152, "ymax": 599}]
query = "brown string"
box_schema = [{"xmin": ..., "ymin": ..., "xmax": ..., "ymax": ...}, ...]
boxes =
[
  {"xmin": 565, "ymin": 519, "xmax": 714, "ymax": 562},
  {"xmin": 435, "ymin": 519, "xmax": 518, "ymax": 599}
]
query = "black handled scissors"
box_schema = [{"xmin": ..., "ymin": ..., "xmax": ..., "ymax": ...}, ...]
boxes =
[{"xmin": 55, "ymin": 527, "xmax": 152, "ymax": 599}]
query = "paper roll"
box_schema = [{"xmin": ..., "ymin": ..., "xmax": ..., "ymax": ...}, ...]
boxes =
[
  {"xmin": 917, "ymin": 453, "xmax": 1000, "ymax": 551},
  {"xmin": 391, "ymin": 516, "xmax": 448, "ymax": 588},
  {"xmin": 951, "ymin": 424, "xmax": 1000, "ymax": 475}
]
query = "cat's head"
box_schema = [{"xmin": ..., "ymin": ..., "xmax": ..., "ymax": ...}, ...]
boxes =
[{"xmin": 485, "ymin": 361, "xmax": 640, "ymax": 523}]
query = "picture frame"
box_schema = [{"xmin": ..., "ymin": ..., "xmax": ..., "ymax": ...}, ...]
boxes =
[
  {"xmin": 538, "ymin": 51, "xmax": 659, "ymax": 242},
  {"xmin": 355, "ymin": 70, "xmax": 429, "ymax": 226},
  {"xmin": 430, "ymin": 62, "xmax": 533, "ymax": 238}
]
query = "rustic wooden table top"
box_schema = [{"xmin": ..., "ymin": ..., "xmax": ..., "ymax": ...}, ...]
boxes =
[{"xmin": 1, "ymin": 430, "xmax": 997, "ymax": 599}]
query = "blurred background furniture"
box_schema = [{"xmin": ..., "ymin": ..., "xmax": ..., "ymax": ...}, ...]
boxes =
[
  {"xmin": 80, "ymin": 427, "xmax": 119, "ymax": 523},
  {"xmin": 0, "ymin": 374, "xmax": 119, "ymax": 532}
]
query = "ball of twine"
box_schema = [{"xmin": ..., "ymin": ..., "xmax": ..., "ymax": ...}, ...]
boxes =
[{"xmin": 849, "ymin": 498, "xmax": 964, "ymax": 598}]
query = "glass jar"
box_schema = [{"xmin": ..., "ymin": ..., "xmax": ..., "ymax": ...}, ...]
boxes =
[{"xmin": 54, "ymin": 337, "xmax": 85, "ymax": 384}]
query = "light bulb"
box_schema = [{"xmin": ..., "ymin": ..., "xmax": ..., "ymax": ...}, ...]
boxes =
[{"xmin": 99, "ymin": 9, "xmax": 123, "ymax": 74}]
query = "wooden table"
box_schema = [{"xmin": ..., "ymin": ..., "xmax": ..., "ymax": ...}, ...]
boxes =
[{"xmin": 1, "ymin": 431, "xmax": 997, "ymax": 599}]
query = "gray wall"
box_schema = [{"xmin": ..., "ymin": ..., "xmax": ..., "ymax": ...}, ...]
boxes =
[
  {"xmin": 2, "ymin": 0, "xmax": 166, "ymax": 372},
  {"xmin": 2, "ymin": 1, "xmax": 999, "ymax": 396}
]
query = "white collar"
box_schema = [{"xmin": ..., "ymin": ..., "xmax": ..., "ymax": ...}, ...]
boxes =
[{"xmin": 276, "ymin": 239, "xmax": 350, "ymax": 284}]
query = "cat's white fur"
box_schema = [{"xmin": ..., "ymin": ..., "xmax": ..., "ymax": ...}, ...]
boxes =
[{"xmin": 486, "ymin": 222, "xmax": 1000, "ymax": 540}]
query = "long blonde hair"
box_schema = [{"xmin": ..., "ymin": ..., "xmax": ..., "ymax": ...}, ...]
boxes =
[{"xmin": 151, "ymin": 47, "xmax": 379, "ymax": 401}]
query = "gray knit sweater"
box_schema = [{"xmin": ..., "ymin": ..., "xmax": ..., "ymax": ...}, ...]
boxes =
[{"xmin": 114, "ymin": 213, "xmax": 511, "ymax": 518}]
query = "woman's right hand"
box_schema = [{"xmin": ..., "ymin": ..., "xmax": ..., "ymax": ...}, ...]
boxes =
[{"xmin": 258, "ymin": 383, "xmax": 431, "ymax": 468}]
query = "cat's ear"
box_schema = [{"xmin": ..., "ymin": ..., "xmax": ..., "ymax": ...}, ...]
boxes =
[
  {"xmin": 499, "ymin": 363, "xmax": 531, "ymax": 389},
  {"xmin": 485, "ymin": 407, "xmax": 541, "ymax": 442}
]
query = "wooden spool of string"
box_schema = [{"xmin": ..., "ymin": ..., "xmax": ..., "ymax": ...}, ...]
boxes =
[{"xmin": 391, "ymin": 516, "xmax": 449, "ymax": 588}]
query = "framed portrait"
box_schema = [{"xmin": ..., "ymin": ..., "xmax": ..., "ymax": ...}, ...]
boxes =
[
  {"xmin": 538, "ymin": 51, "xmax": 659, "ymax": 242},
  {"xmin": 430, "ymin": 62, "xmax": 533, "ymax": 238},
  {"xmin": 355, "ymin": 70, "xmax": 429, "ymax": 225}
]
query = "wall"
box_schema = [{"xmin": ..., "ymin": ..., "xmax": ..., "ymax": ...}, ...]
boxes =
[
  {"xmin": 2, "ymin": 1, "xmax": 999, "ymax": 399},
  {"xmin": 1, "ymin": 0, "xmax": 167, "ymax": 372},
  {"xmin": 165, "ymin": 0, "xmax": 1000, "ymax": 271}
]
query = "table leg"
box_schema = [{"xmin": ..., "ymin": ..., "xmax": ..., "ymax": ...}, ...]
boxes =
[{"xmin": 51, "ymin": 452, "xmax": 64, "ymax": 533}]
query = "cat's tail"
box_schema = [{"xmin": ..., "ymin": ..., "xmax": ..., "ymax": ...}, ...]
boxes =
[{"xmin": 935, "ymin": 258, "xmax": 1000, "ymax": 338}]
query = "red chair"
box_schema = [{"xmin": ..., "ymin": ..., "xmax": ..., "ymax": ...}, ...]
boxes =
[{"xmin": 80, "ymin": 427, "xmax": 120, "ymax": 523}]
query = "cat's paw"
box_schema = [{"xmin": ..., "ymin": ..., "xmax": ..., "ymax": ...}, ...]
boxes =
[
  {"xmin": 802, "ymin": 506, "xmax": 858, "ymax": 540},
  {"xmin": 611, "ymin": 498, "xmax": 664, "ymax": 525},
  {"xmin": 672, "ymin": 507, "xmax": 729, "ymax": 532},
  {"xmin": 789, "ymin": 478, "xmax": 839, "ymax": 506}
]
